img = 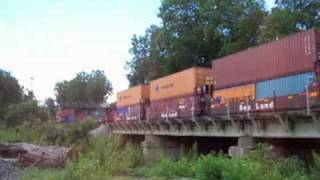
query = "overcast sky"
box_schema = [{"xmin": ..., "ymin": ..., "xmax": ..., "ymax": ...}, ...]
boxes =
[{"xmin": 0, "ymin": 0, "xmax": 275, "ymax": 102}]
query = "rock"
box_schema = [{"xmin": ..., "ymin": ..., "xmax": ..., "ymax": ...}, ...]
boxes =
[
  {"xmin": 0, "ymin": 159, "xmax": 20, "ymax": 180},
  {"xmin": 0, "ymin": 143, "xmax": 71, "ymax": 168},
  {"xmin": 88, "ymin": 125, "xmax": 110, "ymax": 138}
]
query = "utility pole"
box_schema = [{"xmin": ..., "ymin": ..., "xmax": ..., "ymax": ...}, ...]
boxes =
[{"xmin": 30, "ymin": 76, "xmax": 34, "ymax": 92}]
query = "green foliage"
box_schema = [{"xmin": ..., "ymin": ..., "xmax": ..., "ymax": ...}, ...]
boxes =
[
  {"xmin": 3, "ymin": 100, "xmax": 48, "ymax": 127},
  {"xmin": 146, "ymin": 145, "xmax": 310, "ymax": 180},
  {"xmin": 55, "ymin": 70, "xmax": 113, "ymax": 105},
  {"xmin": 126, "ymin": 25, "xmax": 166, "ymax": 86},
  {"xmin": 262, "ymin": 0, "xmax": 319, "ymax": 41},
  {"xmin": 149, "ymin": 156, "xmax": 195, "ymax": 179},
  {"xmin": 310, "ymin": 152, "xmax": 320, "ymax": 180},
  {"xmin": 127, "ymin": 0, "xmax": 267, "ymax": 86},
  {"xmin": 126, "ymin": 0, "xmax": 319, "ymax": 86},
  {"xmin": 45, "ymin": 97, "xmax": 56, "ymax": 118},
  {"xmin": 0, "ymin": 117, "xmax": 97, "ymax": 146},
  {"xmin": 64, "ymin": 136, "xmax": 144, "ymax": 180},
  {"xmin": 21, "ymin": 168, "xmax": 66, "ymax": 180},
  {"xmin": 0, "ymin": 69, "xmax": 23, "ymax": 119},
  {"xmin": 195, "ymin": 154, "xmax": 226, "ymax": 180}
]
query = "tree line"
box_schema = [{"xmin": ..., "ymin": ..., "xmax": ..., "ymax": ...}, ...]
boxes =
[
  {"xmin": 0, "ymin": 69, "xmax": 112, "ymax": 126},
  {"xmin": 126, "ymin": 0, "xmax": 320, "ymax": 86},
  {"xmin": 0, "ymin": 69, "xmax": 47, "ymax": 126}
]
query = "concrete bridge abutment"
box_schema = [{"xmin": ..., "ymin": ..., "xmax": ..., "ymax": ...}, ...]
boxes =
[
  {"xmin": 142, "ymin": 135, "xmax": 184, "ymax": 162},
  {"xmin": 228, "ymin": 136, "xmax": 256, "ymax": 157}
]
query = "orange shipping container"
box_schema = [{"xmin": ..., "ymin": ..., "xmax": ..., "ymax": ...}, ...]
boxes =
[
  {"xmin": 150, "ymin": 67, "xmax": 212, "ymax": 100},
  {"xmin": 213, "ymin": 84, "xmax": 255, "ymax": 103},
  {"xmin": 116, "ymin": 84, "xmax": 149, "ymax": 107}
]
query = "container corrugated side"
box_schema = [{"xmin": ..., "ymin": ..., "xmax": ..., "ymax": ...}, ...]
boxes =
[
  {"xmin": 116, "ymin": 84, "xmax": 149, "ymax": 107},
  {"xmin": 115, "ymin": 104, "xmax": 146, "ymax": 121},
  {"xmin": 212, "ymin": 29, "xmax": 318, "ymax": 89},
  {"xmin": 147, "ymin": 94, "xmax": 211, "ymax": 120},
  {"xmin": 213, "ymin": 84, "xmax": 255, "ymax": 103},
  {"xmin": 150, "ymin": 67, "xmax": 212, "ymax": 100},
  {"xmin": 316, "ymin": 29, "xmax": 320, "ymax": 62},
  {"xmin": 256, "ymin": 72, "xmax": 315, "ymax": 99}
]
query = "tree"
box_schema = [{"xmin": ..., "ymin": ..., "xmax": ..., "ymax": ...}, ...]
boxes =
[
  {"xmin": 126, "ymin": 0, "xmax": 267, "ymax": 84},
  {"xmin": 55, "ymin": 70, "xmax": 113, "ymax": 106},
  {"xmin": 4, "ymin": 100, "xmax": 48, "ymax": 127},
  {"xmin": 126, "ymin": 25, "xmax": 166, "ymax": 86},
  {"xmin": 0, "ymin": 69, "xmax": 22, "ymax": 119},
  {"xmin": 45, "ymin": 98, "xmax": 56, "ymax": 118},
  {"xmin": 217, "ymin": 0, "xmax": 267, "ymax": 55},
  {"xmin": 261, "ymin": 0, "xmax": 320, "ymax": 41}
]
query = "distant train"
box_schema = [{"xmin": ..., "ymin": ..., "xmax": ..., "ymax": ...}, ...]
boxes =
[{"xmin": 106, "ymin": 28, "xmax": 320, "ymax": 123}]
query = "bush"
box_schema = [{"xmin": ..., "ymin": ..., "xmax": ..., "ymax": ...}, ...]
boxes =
[
  {"xmin": 310, "ymin": 152, "xmax": 320, "ymax": 180},
  {"xmin": 148, "ymin": 156, "xmax": 196, "ymax": 179},
  {"xmin": 64, "ymin": 135, "xmax": 144, "ymax": 180},
  {"xmin": 3, "ymin": 100, "xmax": 48, "ymax": 127},
  {"xmin": 195, "ymin": 154, "xmax": 227, "ymax": 180},
  {"xmin": 0, "ymin": 117, "xmax": 98, "ymax": 147}
]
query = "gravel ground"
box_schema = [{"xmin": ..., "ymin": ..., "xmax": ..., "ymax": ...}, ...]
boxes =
[{"xmin": 0, "ymin": 160, "xmax": 20, "ymax": 180}]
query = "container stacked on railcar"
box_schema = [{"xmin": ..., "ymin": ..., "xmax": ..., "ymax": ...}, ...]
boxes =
[
  {"xmin": 212, "ymin": 28, "xmax": 320, "ymax": 115},
  {"xmin": 147, "ymin": 67, "xmax": 213, "ymax": 120},
  {"xmin": 116, "ymin": 84, "xmax": 150, "ymax": 121}
]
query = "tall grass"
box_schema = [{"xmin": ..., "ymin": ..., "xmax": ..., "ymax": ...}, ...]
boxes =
[{"xmin": 64, "ymin": 135, "xmax": 143, "ymax": 180}]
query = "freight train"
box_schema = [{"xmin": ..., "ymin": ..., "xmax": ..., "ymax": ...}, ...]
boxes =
[{"xmin": 106, "ymin": 28, "xmax": 320, "ymax": 123}]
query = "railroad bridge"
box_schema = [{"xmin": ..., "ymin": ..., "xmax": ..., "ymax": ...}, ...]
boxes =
[{"xmin": 107, "ymin": 110, "xmax": 320, "ymax": 160}]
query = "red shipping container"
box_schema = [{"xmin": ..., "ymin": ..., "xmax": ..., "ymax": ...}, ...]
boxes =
[
  {"xmin": 212, "ymin": 29, "xmax": 320, "ymax": 89},
  {"xmin": 147, "ymin": 94, "xmax": 211, "ymax": 120}
]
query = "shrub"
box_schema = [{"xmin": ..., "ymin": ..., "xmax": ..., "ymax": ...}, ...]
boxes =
[
  {"xmin": 310, "ymin": 152, "xmax": 320, "ymax": 180},
  {"xmin": 3, "ymin": 100, "xmax": 48, "ymax": 127},
  {"xmin": 64, "ymin": 135, "xmax": 144, "ymax": 180},
  {"xmin": 195, "ymin": 154, "xmax": 227, "ymax": 180}
]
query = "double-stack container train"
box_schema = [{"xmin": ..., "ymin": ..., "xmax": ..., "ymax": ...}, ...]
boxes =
[
  {"xmin": 108, "ymin": 28, "xmax": 320, "ymax": 123},
  {"xmin": 147, "ymin": 67, "xmax": 213, "ymax": 120}
]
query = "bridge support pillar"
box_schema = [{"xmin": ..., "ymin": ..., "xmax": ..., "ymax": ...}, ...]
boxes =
[
  {"xmin": 228, "ymin": 137, "xmax": 256, "ymax": 157},
  {"xmin": 142, "ymin": 135, "xmax": 183, "ymax": 162}
]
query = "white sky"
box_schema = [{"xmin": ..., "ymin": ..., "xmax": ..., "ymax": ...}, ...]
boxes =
[{"xmin": 0, "ymin": 0, "xmax": 275, "ymax": 103}]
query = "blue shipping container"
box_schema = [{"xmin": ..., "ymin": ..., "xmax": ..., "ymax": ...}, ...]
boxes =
[
  {"xmin": 256, "ymin": 72, "xmax": 315, "ymax": 99},
  {"xmin": 116, "ymin": 107, "xmax": 129, "ymax": 115}
]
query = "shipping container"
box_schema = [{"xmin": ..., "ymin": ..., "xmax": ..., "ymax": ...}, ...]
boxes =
[
  {"xmin": 212, "ymin": 29, "xmax": 319, "ymax": 89},
  {"xmin": 147, "ymin": 94, "xmax": 211, "ymax": 120},
  {"xmin": 212, "ymin": 83, "xmax": 320, "ymax": 115},
  {"xmin": 116, "ymin": 104, "xmax": 147, "ymax": 121},
  {"xmin": 256, "ymin": 72, "xmax": 315, "ymax": 99},
  {"xmin": 150, "ymin": 67, "xmax": 212, "ymax": 101},
  {"xmin": 213, "ymin": 84, "xmax": 255, "ymax": 103},
  {"xmin": 212, "ymin": 80, "xmax": 320, "ymax": 115},
  {"xmin": 104, "ymin": 106, "xmax": 116, "ymax": 123},
  {"xmin": 116, "ymin": 84, "xmax": 149, "ymax": 107}
]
